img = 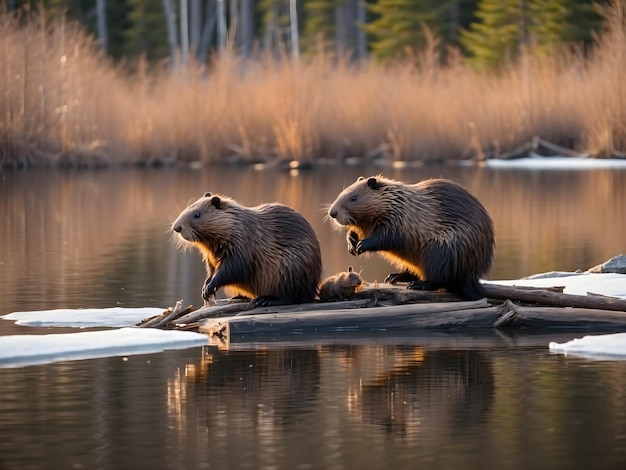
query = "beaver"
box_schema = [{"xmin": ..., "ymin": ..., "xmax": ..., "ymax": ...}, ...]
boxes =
[
  {"xmin": 318, "ymin": 266, "xmax": 364, "ymax": 302},
  {"xmin": 172, "ymin": 192, "xmax": 322, "ymax": 307},
  {"xmin": 327, "ymin": 175, "xmax": 495, "ymax": 300}
]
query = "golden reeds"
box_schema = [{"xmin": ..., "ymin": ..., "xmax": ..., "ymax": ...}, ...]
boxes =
[{"xmin": 1, "ymin": 3, "xmax": 625, "ymax": 168}]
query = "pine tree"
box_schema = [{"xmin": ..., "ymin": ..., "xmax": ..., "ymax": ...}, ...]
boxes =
[
  {"xmin": 363, "ymin": 0, "xmax": 455, "ymax": 61},
  {"xmin": 124, "ymin": 0, "xmax": 170, "ymax": 62},
  {"xmin": 302, "ymin": 0, "xmax": 336, "ymax": 56},
  {"xmin": 528, "ymin": 0, "xmax": 603, "ymax": 55},
  {"xmin": 460, "ymin": 0, "xmax": 525, "ymax": 69},
  {"xmin": 462, "ymin": 0, "xmax": 604, "ymax": 69}
]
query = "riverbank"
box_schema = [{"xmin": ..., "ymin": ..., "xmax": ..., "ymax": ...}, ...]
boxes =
[{"xmin": 1, "ymin": 8, "xmax": 626, "ymax": 168}]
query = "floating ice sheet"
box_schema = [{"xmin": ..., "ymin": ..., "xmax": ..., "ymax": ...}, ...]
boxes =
[
  {"xmin": 0, "ymin": 327, "xmax": 208, "ymax": 368},
  {"xmin": 549, "ymin": 333, "xmax": 626, "ymax": 360},
  {"xmin": 1, "ymin": 307, "xmax": 164, "ymax": 328}
]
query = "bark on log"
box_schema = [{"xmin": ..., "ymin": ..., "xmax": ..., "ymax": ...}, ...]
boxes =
[
  {"xmin": 199, "ymin": 298, "xmax": 626, "ymax": 343},
  {"xmin": 482, "ymin": 283, "xmax": 626, "ymax": 312},
  {"xmin": 199, "ymin": 299, "xmax": 494, "ymax": 336},
  {"xmin": 494, "ymin": 300, "xmax": 626, "ymax": 329}
]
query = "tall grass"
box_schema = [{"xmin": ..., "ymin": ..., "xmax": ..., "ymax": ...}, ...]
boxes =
[{"xmin": 1, "ymin": 2, "xmax": 626, "ymax": 168}]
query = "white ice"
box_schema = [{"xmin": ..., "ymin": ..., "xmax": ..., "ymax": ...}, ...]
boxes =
[
  {"xmin": 484, "ymin": 273, "xmax": 626, "ymax": 299},
  {"xmin": 484, "ymin": 155, "xmax": 626, "ymax": 170},
  {"xmin": 1, "ymin": 307, "xmax": 164, "ymax": 328},
  {"xmin": 489, "ymin": 273, "xmax": 626, "ymax": 360},
  {"xmin": 549, "ymin": 333, "xmax": 626, "ymax": 360},
  {"xmin": 0, "ymin": 327, "xmax": 207, "ymax": 368}
]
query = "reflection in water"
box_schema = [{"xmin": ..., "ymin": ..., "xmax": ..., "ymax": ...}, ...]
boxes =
[
  {"xmin": 166, "ymin": 346, "xmax": 323, "ymax": 469},
  {"xmin": 357, "ymin": 348, "xmax": 494, "ymax": 439},
  {"xmin": 1, "ymin": 343, "xmax": 626, "ymax": 469},
  {"xmin": 2, "ymin": 166, "xmax": 626, "ymax": 469},
  {"xmin": 168, "ymin": 345, "xmax": 494, "ymax": 463}
]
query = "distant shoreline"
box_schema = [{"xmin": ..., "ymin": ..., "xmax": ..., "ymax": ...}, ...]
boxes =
[{"xmin": 2, "ymin": 13, "xmax": 626, "ymax": 169}]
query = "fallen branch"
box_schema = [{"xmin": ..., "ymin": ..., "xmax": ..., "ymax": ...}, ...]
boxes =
[
  {"xmin": 482, "ymin": 283, "xmax": 626, "ymax": 312},
  {"xmin": 494, "ymin": 300, "xmax": 626, "ymax": 329},
  {"xmin": 138, "ymin": 300, "xmax": 194, "ymax": 328}
]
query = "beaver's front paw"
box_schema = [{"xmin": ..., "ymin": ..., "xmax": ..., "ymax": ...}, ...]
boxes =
[
  {"xmin": 355, "ymin": 238, "xmax": 374, "ymax": 255},
  {"xmin": 347, "ymin": 231, "xmax": 359, "ymax": 256},
  {"xmin": 202, "ymin": 282, "xmax": 217, "ymax": 301}
]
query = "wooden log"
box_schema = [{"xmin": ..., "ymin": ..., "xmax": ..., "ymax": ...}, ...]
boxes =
[
  {"xmin": 174, "ymin": 301, "xmax": 254, "ymax": 324},
  {"xmin": 199, "ymin": 297, "xmax": 626, "ymax": 340},
  {"xmin": 533, "ymin": 137, "xmax": 589, "ymax": 158},
  {"xmin": 137, "ymin": 300, "xmax": 194, "ymax": 328},
  {"xmin": 199, "ymin": 299, "xmax": 494, "ymax": 337},
  {"xmin": 174, "ymin": 298, "xmax": 374, "ymax": 326},
  {"xmin": 482, "ymin": 283, "xmax": 626, "ymax": 312},
  {"xmin": 494, "ymin": 300, "xmax": 626, "ymax": 329}
]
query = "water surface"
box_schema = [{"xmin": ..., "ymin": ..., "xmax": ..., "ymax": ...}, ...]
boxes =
[{"xmin": 1, "ymin": 165, "xmax": 626, "ymax": 469}]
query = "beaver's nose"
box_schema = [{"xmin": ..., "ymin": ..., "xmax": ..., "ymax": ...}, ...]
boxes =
[
  {"xmin": 173, "ymin": 225, "xmax": 182, "ymax": 233},
  {"xmin": 329, "ymin": 210, "xmax": 338, "ymax": 219}
]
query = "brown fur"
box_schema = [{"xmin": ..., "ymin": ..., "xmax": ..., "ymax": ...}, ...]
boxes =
[
  {"xmin": 327, "ymin": 175, "xmax": 495, "ymax": 300},
  {"xmin": 318, "ymin": 266, "xmax": 363, "ymax": 302},
  {"xmin": 172, "ymin": 192, "xmax": 322, "ymax": 307}
]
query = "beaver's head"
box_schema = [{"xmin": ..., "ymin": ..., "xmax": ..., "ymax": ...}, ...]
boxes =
[
  {"xmin": 171, "ymin": 192, "xmax": 237, "ymax": 254},
  {"xmin": 327, "ymin": 175, "xmax": 394, "ymax": 230},
  {"xmin": 341, "ymin": 266, "xmax": 363, "ymax": 289}
]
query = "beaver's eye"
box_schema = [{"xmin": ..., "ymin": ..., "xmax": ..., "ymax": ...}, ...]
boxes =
[
  {"xmin": 350, "ymin": 195, "xmax": 357, "ymax": 202},
  {"xmin": 193, "ymin": 211, "xmax": 201, "ymax": 219}
]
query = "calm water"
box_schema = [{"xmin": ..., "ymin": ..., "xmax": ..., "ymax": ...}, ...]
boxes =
[{"xmin": 1, "ymin": 165, "xmax": 626, "ymax": 469}]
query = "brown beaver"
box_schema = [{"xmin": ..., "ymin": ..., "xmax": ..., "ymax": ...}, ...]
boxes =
[
  {"xmin": 327, "ymin": 175, "xmax": 495, "ymax": 300},
  {"xmin": 318, "ymin": 266, "xmax": 364, "ymax": 302},
  {"xmin": 172, "ymin": 192, "xmax": 322, "ymax": 307}
]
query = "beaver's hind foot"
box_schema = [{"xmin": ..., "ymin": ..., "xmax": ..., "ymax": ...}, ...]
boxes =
[
  {"xmin": 385, "ymin": 272, "xmax": 419, "ymax": 284},
  {"xmin": 407, "ymin": 280, "xmax": 439, "ymax": 291},
  {"xmin": 251, "ymin": 296, "xmax": 290, "ymax": 308}
]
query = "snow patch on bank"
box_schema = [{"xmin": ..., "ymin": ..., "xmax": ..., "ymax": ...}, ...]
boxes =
[{"xmin": 485, "ymin": 156, "xmax": 626, "ymax": 170}]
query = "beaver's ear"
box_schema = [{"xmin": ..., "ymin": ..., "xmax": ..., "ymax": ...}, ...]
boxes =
[
  {"xmin": 347, "ymin": 266, "xmax": 353, "ymax": 272},
  {"xmin": 204, "ymin": 192, "xmax": 211, "ymax": 198},
  {"xmin": 210, "ymin": 196, "xmax": 221, "ymax": 208},
  {"xmin": 367, "ymin": 177, "xmax": 381, "ymax": 189},
  {"xmin": 357, "ymin": 176, "xmax": 364, "ymax": 181}
]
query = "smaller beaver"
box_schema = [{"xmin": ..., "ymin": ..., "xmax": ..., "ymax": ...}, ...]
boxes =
[
  {"xmin": 327, "ymin": 175, "xmax": 495, "ymax": 300},
  {"xmin": 172, "ymin": 192, "xmax": 322, "ymax": 307},
  {"xmin": 318, "ymin": 266, "xmax": 364, "ymax": 302}
]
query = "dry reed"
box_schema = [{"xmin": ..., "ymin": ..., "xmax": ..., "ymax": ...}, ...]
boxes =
[{"xmin": 1, "ymin": 3, "xmax": 626, "ymax": 168}]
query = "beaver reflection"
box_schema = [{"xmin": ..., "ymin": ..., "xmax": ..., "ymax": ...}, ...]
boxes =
[
  {"xmin": 188, "ymin": 347, "xmax": 321, "ymax": 427},
  {"xmin": 359, "ymin": 348, "xmax": 494, "ymax": 437}
]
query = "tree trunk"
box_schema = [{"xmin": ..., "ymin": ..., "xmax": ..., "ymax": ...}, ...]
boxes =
[
  {"xmin": 198, "ymin": 0, "xmax": 217, "ymax": 62},
  {"xmin": 180, "ymin": 0, "xmax": 190, "ymax": 67},
  {"xmin": 335, "ymin": 0, "xmax": 360, "ymax": 61},
  {"xmin": 262, "ymin": 3, "xmax": 277, "ymax": 52},
  {"xmin": 230, "ymin": 0, "xmax": 239, "ymax": 48},
  {"xmin": 96, "ymin": 0, "xmax": 108, "ymax": 52},
  {"xmin": 190, "ymin": 0, "xmax": 202, "ymax": 55},
  {"xmin": 356, "ymin": 0, "xmax": 367, "ymax": 60},
  {"xmin": 162, "ymin": 0, "xmax": 180, "ymax": 67},
  {"xmin": 217, "ymin": 0, "xmax": 227, "ymax": 53},
  {"xmin": 239, "ymin": 0, "xmax": 254, "ymax": 57},
  {"xmin": 289, "ymin": 0, "xmax": 299, "ymax": 61}
]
